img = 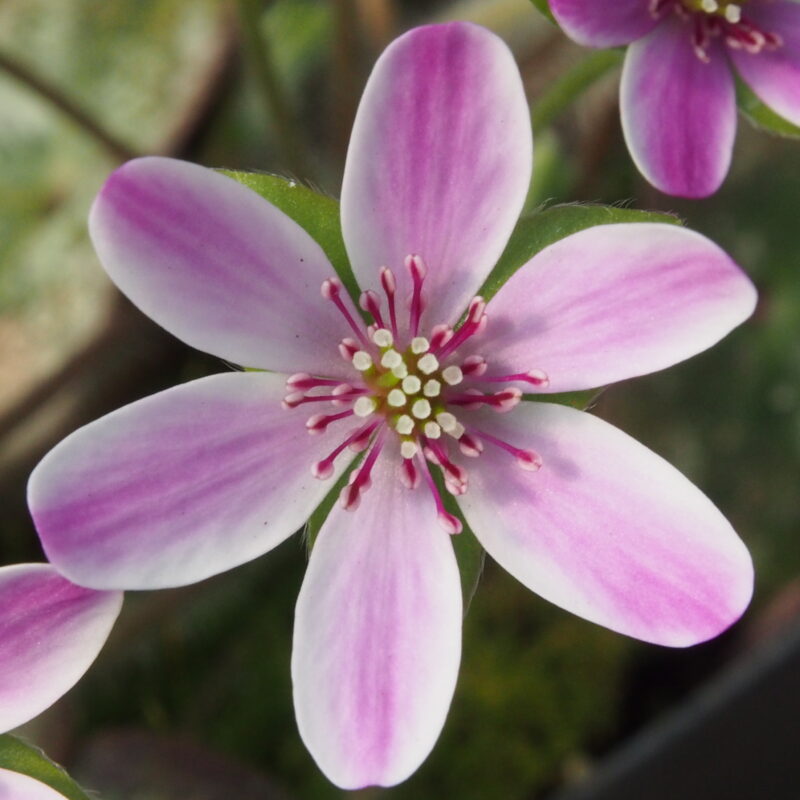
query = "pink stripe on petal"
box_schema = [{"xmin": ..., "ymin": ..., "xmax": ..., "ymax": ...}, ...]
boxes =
[
  {"xmin": 29, "ymin": 373, "xmax": 353, "ymax": 590},
  {"xmin": 341, "ymin": 22, "xmax": 531, "ymax": 329},
  {"xmin": 477, "ymin": 223, "xmax": 756, "ymax": 393},
  {"xmin": 621, "ymin": 17, "xmax": 737, "ymax": 197},
  {"xmin": 292, "ymin": 456, "xmax": 462, "ymax": 789},
  {"xmin": 0, "ymin": 768, "xmax": 72, "ymax": 799},
  {"xmin": 550, "ymin": 0, "xmax": 657, "ymax": 47},
  {"xmin": 457, "ymin": 404, "xmax": 753, "ymax": 647},
  {"xmin": 0, "ymin": 564, "xmax": 121, "ymax": 732},
  {"xmin": 730, "ymin": 0, "xmax": 800, "ymax": 126},
  {"xmin": 90, "ymin": 157, "xmax": 352, "ymax": 377}
]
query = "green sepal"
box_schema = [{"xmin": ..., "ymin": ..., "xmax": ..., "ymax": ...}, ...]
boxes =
[
  {"xmin": 0, "ymin": 735, "xmax": 93, "ymax": 800},
  {"xmin": 218, "ymin": 170, "xmax": 361, "ymax": 301},
  {"xmin": 530, "ymin": 0, "xmax": 555, "ymax": 24},
  {"xmin": 526, "ymin": 388, "xmax": 604, "ymax": 411},
  {"xmin": 303, "ymin": 455, "xmax": 362, "ymax": 552},
  {"xmin": 433, "ymin": 470, "xmax": 485, "ymax": 614},
  {"xmin": 736, "ymin": 78, "xmax": 800, "ymax": 139},
  {"xmin": 480, "ymin": 203, "xmax": 682, "ymax": 302}
]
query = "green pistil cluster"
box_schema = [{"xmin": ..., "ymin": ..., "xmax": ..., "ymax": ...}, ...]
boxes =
[{"xmin": 350, "ymin": 328, "xmax": 465, "ymax": 457}]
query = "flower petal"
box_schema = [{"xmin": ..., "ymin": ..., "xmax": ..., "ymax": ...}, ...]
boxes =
[
  {"xmin": 730, "ymin": 0, "xmax": 800, "ymax": 126},
  {"xmin": 29, "ymin": 373, "xmax": 353, "ymax": 590},
  {"xmin": 0, "ymin": 564, "xmax": 121, "ymax": 732},
  {"xmin": 457, "ymin": 403, "xmax": 753, "ymax": 647},
  {"xmin": 620, "ymin": 17, "xmax": 736, "ymax": 197},
  {"xmin": 477, "ymin": 223, "xmax": 756, "ymax": 393},
  {"xmin": 341, "ymin": 22, "xmax": 531, "ymax": 328},
  {"xmin": 292, "ymin": 455, "xmax": 462, "ymax": 789},
  {"xmin": 0, "ymin": 768, "xmax": 72, "ymax": 799},
  {"xmin": 90, "ymin": 157, "xmax": 351, "ymax": 376},
  {"xmin": 549, "ymin": 0, "xmax": 657, "ymax": 47}
]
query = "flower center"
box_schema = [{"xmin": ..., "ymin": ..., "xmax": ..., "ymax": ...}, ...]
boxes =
[
  {"xmin": 282, "ymin": 255, "xmax": 548, "ymax": 533},
  {"xmin": 651, "ymin": 0, "xmax": 782, "ymax": 61}
]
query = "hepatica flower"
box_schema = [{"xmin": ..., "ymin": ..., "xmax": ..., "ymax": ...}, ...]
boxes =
[
  {"xmin": 548, "ymin": 0, "xmax": 800, "ymax": 196},
  {"xmin": 28, "ymin": 22, "xmax": 756, "ymax": 789}
]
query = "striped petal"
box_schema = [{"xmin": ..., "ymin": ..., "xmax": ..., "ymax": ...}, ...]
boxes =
[
  {"xmin": 457, "ymin": 403, "xmax": 753, "ymax": 647},
  {"xmin": 341, "ymin": 22, "xmax": 531, "ymax": 329},
  {"xmin": 293, "ymin": 456, "xmax": 462, "ymax": 789},
  {"xmin": 29, "ymin": 373, "xmax": 352, "ymax": 590}
]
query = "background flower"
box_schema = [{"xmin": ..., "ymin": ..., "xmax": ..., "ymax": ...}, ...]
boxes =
[{"xmin": 547, "ymin": 0, "xmax": 800, "ymax": 196}]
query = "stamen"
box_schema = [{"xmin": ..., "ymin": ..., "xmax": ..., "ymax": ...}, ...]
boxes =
[
  {"xmin": 406, "ymin": 254, "xmax": 427, "ymax": 337},
  {"xmin": 399, "ymin": 453, "xmax": 420, "ymax": 489},
  {"xmin": 391, "ymin": 362, "xmax": 409, "ymax": 379},
  {"xmin": 353, "ymin": 396, "xmax": 377, "ymax": 417},
  {"xmin": 352, "ymin": 351, "xmax": 373, "ymax": 371},
  {"xmin": 435, "ymin": 411, "xmax": 458, "ymax": 433},
  {"xmin": 423, "ymin": 379, "xmax": 442, "ymax": 398},
  {"xmin": 412, "ymin": 398, "xmax": 432, "ymax": 419},
  {"xmin": 338, "ymin": 338, "xmax": 359, "ymax": 362},
  {"xmin": 380, "ymin": 267, "xmax": 399, "ymax": 340},
  {"xmin": 322, "ymin": 277, "xmax": 370, "ymax": 349},
  {"xmin": 424, "ymin": 439, "xmax": 468, "ymax": 494},
  {"xmin": 416, "ymin": 455, "xmax": 462, "ymax": 534},
  {"xmin": 429, "ymin": 324, "xmax": 454, "ymax": 352},
  {"xmin": 424, "ymin": 421, "xmax": 442, "ymax": 439},
  {"xmin": 305, "ymin": 409, "xmax": 354, "ymax": 434},
  {"xmin": 473, "ymin": 428, "xmax": 543, "ymax": 472},
  {"xmin": 441, "ymin": 365, "xmax": 463, "ymax": 386},
  {"xmin": 482, "ymin": 368, "xmax": 550, "ymax": 389},
  {"xmin": 372, "ymin": 327, "xmax": 393, "ymax": 348},
  {"xmin": 724, "ymin": 3, "xmax": 740, "ymax": 23},
  {"xmin": 411, "ymin": 337, "xmax": 430, "ymax": 354},
  {"xmin": 311, "ymin": 420, "xmax": 379, "ymax": 479},
  {"xmin": 282, "ymin": 389, "xmax": 366, "ymax": 409},
  {"xmin": 339, "ymin": 427, "xmax": 387, "ymax": 510},
  {"xmin": 462, "ymin": 355, "xmax": 488, "ymax": 377},
  {"xmin": 448, "ymin": 387, "xmax": 522, "ymax": 413},
  {"xmin": 458, "ymin": 432, "xmax": 484, "ymax": 458},
  {"xmin": 417, "ymin": 353, "xmax": 439, "ymax": 375},
  {"xmin": 402, "ymin": 375, "xmax": 422, "ymax": 395},
  {"xmin": 360, "ymin": 291, "xmax": 386, "ymax": 329},
  {"xmin": 437, "ymin": 297, "xmax": 486, "ymax": 359},
  {"xmin": 380, "ymin": 349, "xmax": 403, "ymax": 369},
  {"xmin": 400, "ymin": 440, "xmax": 419, "ymax": 459},
  {"xmin": 387, "ymin": 389, "xmax": 407, "ymax": 408},
  {"xmin": 395, "ymin": 414, "xmax": 414, "ymax": 435},
  {"xmin": 286, "ymin": 373, "xmax": 340, "ymax": 391}
]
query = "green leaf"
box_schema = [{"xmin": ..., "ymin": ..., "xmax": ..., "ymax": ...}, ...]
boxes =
[
  {"xmin": 736, "ymin": 78, "xmax": 800, "ymax": 139},
  {"xmin": 480, "ymin": 203, "xmax": 682, "ymax": 302},
  {"xmin": 0, "ymin": 735, "xmax": 93, "ymax": 800},
  {"xmin": 530, "ymin": 0, "xmax": 555, "ymax": 24},
  {"xmin": 527, "ymin": 388, "xmax": 605, "ymax": 411},
  {"xmin": 219, "ymin": 170, "xmax": 361, "ymax": 302}
]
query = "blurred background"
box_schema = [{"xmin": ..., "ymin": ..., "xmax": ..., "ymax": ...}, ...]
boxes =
[{"xmin": 1, "ymin": 0, "xmax": 799, "ymax": 798}]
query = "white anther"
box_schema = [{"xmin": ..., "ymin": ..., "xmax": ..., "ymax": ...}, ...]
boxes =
[
  {"xmin": 352, "ymin": 351, "xmax": 373, "ymax": 371},
  {"xmin": 436, "ymin": 412, "xmax": 458, "ymax": 433},
  {"xmin": 380, "ymin": 349, "xmax": 403, "ymax": 369},
  {"xmin": 423, "ymin": 379, "xmax": 441, "ymax": 398},
  {"xmin": 417, "ymin": 353, "xmax": 439, "ymax": 375},
  {"xmin": 449, "ymin": 421, "xmax": 466, "ymax": 439},
  {"xmin": 424, "ymin": 421, "xmax": 442, "ymax": 439},
  {"xmin": 387, "ymin": 389, "xmax": 407, "ymax": 408},
  {"xmin": 391, "ymin": 362, "xmax": 409, "ymax": 379},
  {"xmin": 372, "ymin": 328, "xmax": 393, "ymax": 348},
  {"xmin": 400, "ymin": 440, "xmax": 419, "ymax": 459},
  {"xmin": 402, "ymin": 375, "xmax": 422, "ymax": 395},
  {"xmin": 701, "ymin": 0, "xmax": 718, "ymax": 11},
  {"xmin": 353, "ymin": 396, "xmax": 377, "ymax": 417},
  {"xmin": 412, "ymin": 398, "xmax": 432, "ymax": 419},
  {"xmin": 411, "ymin": 337, "xmax": 430, "ymax": 354},
  {"xmin": 724, "ymin": 3, "xmax": 741, "ymax": 23},
  {"xmin": 441, "ymin": 365, "xmax": 463, "ymax": 386},
  {"xmin": 395, "ymin": 414, "xmax": 414, "ymax": 435}
]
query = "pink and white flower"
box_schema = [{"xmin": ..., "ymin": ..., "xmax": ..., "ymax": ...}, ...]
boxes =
[
  {"xmin": 549, "ymin": 0, "xmax": 800, "ymax": 196},
  {"xmin": 28, "ymin": 22, "xmax": 755, "ymax": 789},
  {"xmin": 0, "ymin": 563, "xmax": 121, "ymax": 733}
]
